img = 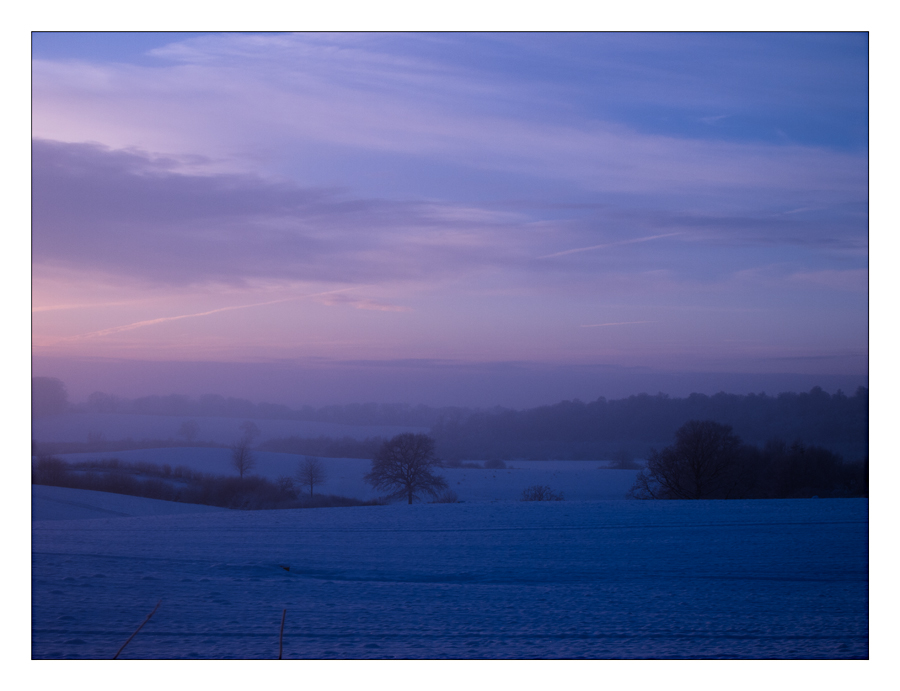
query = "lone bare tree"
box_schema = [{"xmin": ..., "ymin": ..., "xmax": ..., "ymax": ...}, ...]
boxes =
[
  {"xmin": 239, "ymin": 420, "xmax": 261, "ymax": 444},
  {"xmin": 231, "ymin": 438, "xmax": 256, "ymax": 479},
  {"xmin": 296, "ymin": 456, "xmax": 327, "ymax": 497},
  {"xmin": 610, "ymin": 448, "xmax": 640, "ymax": 470},
  {"xmin": 364, "ymin": 433, "xmax": 447, "ymax": 504},
  {"xmin": 629, "ymin": 420, "xmax": 746, "ymax": 499},
  {"xmin": 32, "ymin": 377, "xmax": 68, "ymax": 417},
  {"xmin": 177, "ymin": 419, "xmax": 199, "ymax": 443}
]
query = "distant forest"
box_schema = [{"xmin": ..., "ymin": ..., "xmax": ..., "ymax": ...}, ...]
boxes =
[
  {"xmin": 431, "ymin": 387, "xmax": 868, "ymax": 463},
  {"xmin": 34, "ymin": 378, "xmax": 867, "ymax": 463},
  {"xmin": 72, "ymin": 389, "xmax": 449, "ymax": 427}
]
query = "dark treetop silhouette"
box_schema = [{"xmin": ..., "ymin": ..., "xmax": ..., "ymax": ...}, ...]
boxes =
[
  {"xmin": 628, "ymin": 418, "xmax": 867, "ymax": 500},
  {"xmin": 630, "ymin": 420, "xmax": 744, "ymax": 499},
  {"xmin": 364, "ymin": 433, "xmax": 447, "ymax": 504}
]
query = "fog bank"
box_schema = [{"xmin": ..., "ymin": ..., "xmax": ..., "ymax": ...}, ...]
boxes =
[{"xmin": 33, "ymin": 356, "xmax": 868, "ymax": 410}]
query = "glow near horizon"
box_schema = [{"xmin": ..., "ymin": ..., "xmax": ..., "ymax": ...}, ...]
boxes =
[{"xmin": 31, "ymin": 32, "xmax": 868, "ymax": 375}]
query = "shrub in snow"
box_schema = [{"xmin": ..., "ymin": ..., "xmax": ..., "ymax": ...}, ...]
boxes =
[
  {"xmin": 521, "ymin": 485, "xmax": 564, "ymax": 501},
  {"xmin": 431, "ymin": 489, "xmax": 459, "ymax": 503},
  {"xmin": 33, "ymin": 456, "xmax": 70, "ymax": 485},
  {"xmin": 276, "ymin": 476, "xmax": 298, "ymax": 499},
  {"xmin": 609, "ymin": 449, "xmax": 641, "ymax": 470}
]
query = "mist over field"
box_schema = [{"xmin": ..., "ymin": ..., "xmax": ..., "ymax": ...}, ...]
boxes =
[
  {"xmin": 33, "ymin": 355, "xmax": 867, "ymax": 411},
  {"xmin": 29, "ymin": 31, "xmax": 869, "ymax": 662}
]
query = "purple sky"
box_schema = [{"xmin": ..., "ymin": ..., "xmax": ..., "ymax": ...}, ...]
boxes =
[{"xmin": 31, "ymin": 32, "xmax": 868, "ymax": 407}]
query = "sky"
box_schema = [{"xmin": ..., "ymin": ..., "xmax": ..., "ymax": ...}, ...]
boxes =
[{"xmin": 30, "ymin": 32, "xmax": 869, "ymax": 407}]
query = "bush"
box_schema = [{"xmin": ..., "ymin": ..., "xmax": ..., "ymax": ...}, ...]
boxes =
[
  {"xmin": 275, "ymin": 475, "xmax": 298, "ymax": 499},
  {"xmin": 431, "ymin": 489, "xmax": 460, "ymax": 503},
  {"xmin": 484, "ymin": 459, "xmax": 506, "ymax": 469},
  {"xmin": 33, "ymin": 457, "xmax": 70, "ymax": 485},
  {"xmin": 521, "ymin": 485, "xmax": 564, "ymax": 501}
]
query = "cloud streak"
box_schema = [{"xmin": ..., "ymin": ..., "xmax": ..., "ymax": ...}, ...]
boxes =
[
  {"xmin": 58, "ymin": 288, "xmax": 353, "ymax": 342},
  {"xmin": 539, "ymin": 233, "xmax": 683, "ymax": 259}
]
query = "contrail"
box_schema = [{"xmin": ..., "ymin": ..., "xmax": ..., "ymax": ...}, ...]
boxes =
[
  {"xmin": 61, "ymin": 288, "xmax": 354, "ymax": 341},
  {"xmin": 580, "ymin": 321, "xmax": 652, "ymax": 328},
  {"xmin": 539, "ymin": 232, "xmax": 681, "ymax": 259}
]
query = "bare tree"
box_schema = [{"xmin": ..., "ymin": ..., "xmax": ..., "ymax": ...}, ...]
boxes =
[
  {"xmin": 231, "ymin": 438, "xmax": 256, "ymax": 479},
  {"xmin": 177, "ymin": 419, "xmax": 199, "ymax": 443},
  {"xmin": 610, "ymin": 448, "xmax": 641, "ymax": 470},
  {"xmin": 364, "ymin": 433, "xmax": 447, "ymax": 504},
  {"xmin": 629, "ymin": 420, "xmax": 745, "ymax": 499},
  {"xmin": 32, "ymin": 377, "xmax": 68, "ymax": 417},
  {"xmin": 296, "ymin": 456, "xmax": 327, "ymax": 497},
  {"xmin": 239, "ymin": 420, "xmax": 261, "ymax": 444}
]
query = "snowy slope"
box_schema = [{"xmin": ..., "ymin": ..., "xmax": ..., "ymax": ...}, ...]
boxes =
[
  {"xmin": 32, "ymin": 485, "xmax": 229, "ymax": 521},
  {"xmin": 32, "ymin": 497, "xmax": 868, "ymax": 659}
]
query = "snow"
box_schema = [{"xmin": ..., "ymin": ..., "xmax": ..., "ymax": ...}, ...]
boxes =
[
  {"xmin": 32, "ymin": 485, "xmax": 228, "ymax": 521},
  {"xmin": 32, "ymin": 492, "xmax": 868, "ymax": 659}
]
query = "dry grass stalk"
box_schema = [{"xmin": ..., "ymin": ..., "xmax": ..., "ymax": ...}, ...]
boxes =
[{"xmin": 113, "ymin": 600, "xmax": 161, "ymax": 659}]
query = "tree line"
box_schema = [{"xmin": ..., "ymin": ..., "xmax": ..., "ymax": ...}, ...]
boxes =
[
  {"xmin": 31, "ymin": 456, "xmax": 378, "ymax": 510},
  {"xmin": 35, "ymin": 377, "xmax": 867, "ymax": 463},
  {"xmin": 31, "ymin": 433, "xmax": 451, "ymax": 508},
  {"xmin": 630, "ymin": 420, "xmax": 867, "ymax": 499},
  {"xmin": 72, "ymin": 388, "xmax": 449, "ymax": 427},
  {"xmin": 431, "ymin": 387, "xmax": 868, "ymax": 462}
]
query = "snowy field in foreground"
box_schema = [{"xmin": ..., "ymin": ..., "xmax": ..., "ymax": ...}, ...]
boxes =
[
  {"xmin": 32, "ymin": 489, "xmax": 868, "ymax": 659},
  {"xmin": 54, "ymin": 449, "xmax": 640, "ymax": 502}
]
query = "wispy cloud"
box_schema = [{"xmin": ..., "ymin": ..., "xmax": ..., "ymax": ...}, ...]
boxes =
[
  {"xmin": 320, "ymin": 294, "xmax": 412, "ymax": 312},
  {"xmin": 539, "ymin": 233, "xmax": 682, "ymax": 259},
  {"xmin": 789, "ymin": 269, "xmax": 868, "ymax": 291},
  {"xmin": 59, "ymin": 288, "xmax": 353, "ymax": 341},
  {"xmin": 31, "ymin": 139, "xmax": 530, "ymax": 288},
  {"xmin": 32, "ymin": 34, "xmax": 868, "ymax": 202},
  {"xmin": 29, "ymin": 34, "xmax": 868, "ymax": 379}
]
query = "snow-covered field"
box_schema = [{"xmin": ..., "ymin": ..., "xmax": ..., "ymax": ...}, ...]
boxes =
[
  {"xmin": 32, "ymin": 485, "xmax": 229, "ymax": 521},
  {"xmin": 32, "ymin": 488, "xmax": 868, "ymax": 659},
  {"xmin": 53, "ymin": 449, "xmax": 639, "ymax": 502},
  {"xmin": 32, "ymin": 412, "xmax": 427, "ymax": 445}
]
